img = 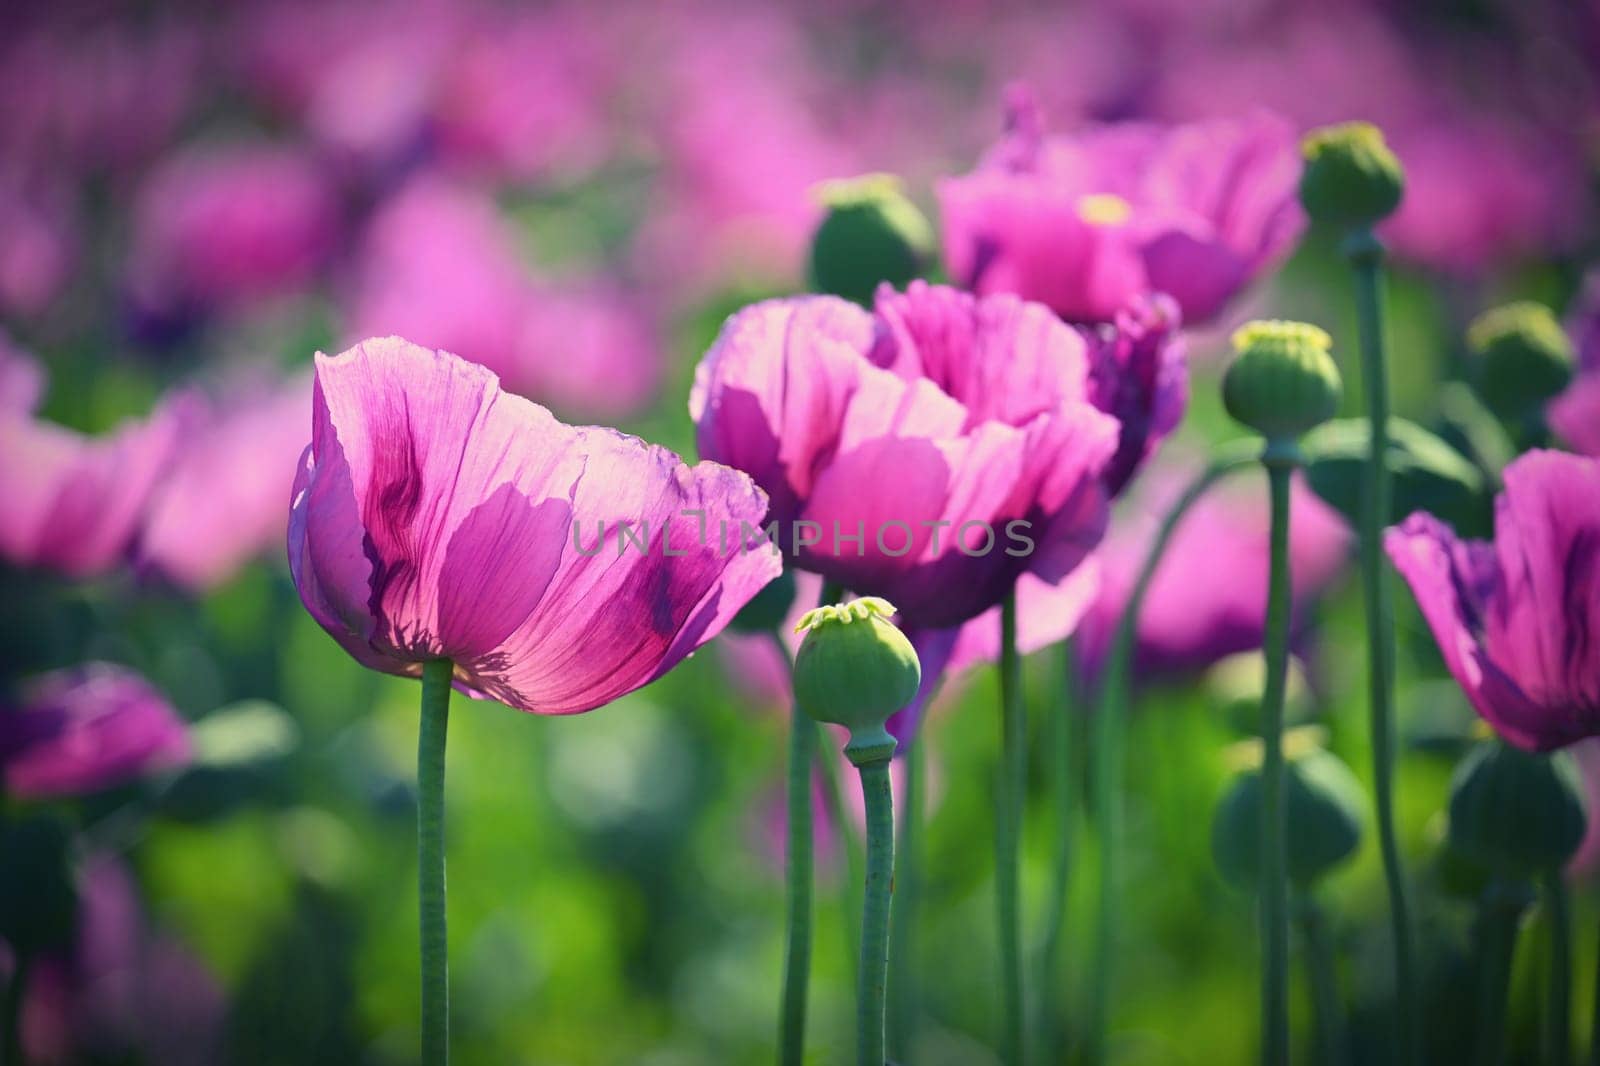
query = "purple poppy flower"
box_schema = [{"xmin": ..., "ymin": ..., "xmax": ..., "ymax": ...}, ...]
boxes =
[
  {"xmin": 6, "ymin": 852, "xmax": 221, "ymax": 1066},
  {"xmin": 0, "ymin": 396, "xmax": 186, "ymax": 579},
  {"xmin": 1386, "ymin": 450, "xmax": 1600, "ymax": 752},
  {"xmin": 288, "ymin": 337, "xmax": 779, "ymax": 714},
  {"xmin": 126, "ymin": 139, "xmax": 338, "ymax": 317},
  {"xmin": 138, "ymin": 371, "xmax": 313, "ymax": 591},
  {"xmin": 0, "ymin": 664, "xmax": 191, "ymax": 798},
  {"xmin": 938, "ymin": 88, "xmax": 1303, "ymax": 325},
  {"xmin": 691, "ymin": 281, "xmax": 1118, "ymax": 629},
  {"xmin": 1082, "ymin": 293, "xmax": 1187, "ymax": 496},
  {"xmin": 1549, "ymin": 375, "xmax": 1600, "ymax": 458},
  {"xmin": 1076, "ymin": 464, "xmax": 1351, "ymax": 679}
]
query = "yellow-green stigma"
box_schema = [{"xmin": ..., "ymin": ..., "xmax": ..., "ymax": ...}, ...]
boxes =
[{"xmin": 795, "ymin": 596, "xmax": 898, "ymax": 633}]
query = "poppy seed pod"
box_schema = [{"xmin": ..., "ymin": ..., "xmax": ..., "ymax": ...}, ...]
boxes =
[
  {"xmin": 1211, "ymin": 748, "xmax": 1366, "ymax": 889},
  {"xmin": 1223, "ymin": 320, "xmax": 1343, "ymax": 446},
  {"xmin": 792, "ymin": 597, "xmax": 921, "ymax": 763},
  {"xmin": 1467, "ymin": 301, "xmax": 1575, "ymax": 420},
  {"xmin": 1448, "ymin": 741, "xmax": 1587, "ymax": 878},
  {"xmin": 807, "ymin": 174, "xmax": 934, "ymax": 306},
  {"xmin": 1298, "ymin": 121, "xmax": 1405, "ymax": 229}
]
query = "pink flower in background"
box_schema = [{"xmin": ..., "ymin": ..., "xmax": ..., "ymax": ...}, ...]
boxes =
[
  {"xmin": 429, "ymin": 7, "xmax": 614, "ymax": 183},
  {"xmin": 0, "ymin": 664, "xmax": 191, "ymax": 798},
  {"xmin": 138, "ymin": 372, "xmax": 313, "ymax": 591},
  {"xmin": 8, "ymin": 853, "xmax": 221, "ymax": 1066},
  {"xmin": 0, "ymin": 21, "xmax": 199, "ymax": 174},
  {"xmin": 692, "ymin": 282, "xmax": 1117, "ymax": 629},
  {"xmin": 0, "ymin": 178, "xmax": 74, "ymax": 321},
  {"xmin": 1150, "ymin": 10, "xmax": 1587, "ymax": 274},
  {"xmin": 0, "ymin": 335, "xmax": 45, "ymax": 413},
  {"xmin": 126, "ymin": 140, "xmax": 338, "ymax": 316},
  {"xmin": 1075, "ymin": 464, "xmax": 1351, "ymax": 679},
  {"xmin": 939, "ymin": 89, "xmax": 1303, "ymax": 325},
  {"xmin": 1387, "ymin": 451, "xmax": 1600, "ymax": 752},
  {"xmin": 0, "ymin": 397, "xmax": 186, "ymax": 579},
  {"xmin": 349, "ymin": 177, "xmax": 662, "ymax": 418},
  {"xmin": 289, "ymin": 337, "xmax": 779, "ymax": 713},
  {"xmin": 1549, "ymin": 376, "xmax": 1600, "ymax": 458}
]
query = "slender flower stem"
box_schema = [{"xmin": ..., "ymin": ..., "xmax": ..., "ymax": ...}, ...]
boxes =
[
  {"xmin": 778, "ymin": 579, "xmax": 845, "ymax": 1066},
  {"xmin": 2, "ymin": 950, "xmax": 29, "ymax": 1066},
  {"xmin": 1590, "ymin": 907, "xmax": 1600, "ymax": 1066},
  {"xmin": 1546, "ymin": 869, "xmax": 1574, "ymax": 1066},
  {"xmin": 1085, "ymin": 443, "xmax": 1256, "ymax": 1066},
  {"xmin": 1344, "ymin": 228, "xmax": 1417, "ymax": 1064},
  {"xmin": 418, "ymin": 658, "xmax": 453, "ymax": 1066},
  {"xmin": 889, "ymin": 723, "xmax": 923, "ymax": 1063},
  {"xmin": 1296, "ymin": 897, "xmax": 1347, "ymax": 1066},
  {"xmin": 780, "ymin": 701, "xmax": 819, "ymax": 1066},
  {"xmin": 996, "ymin": 591, "xmax": 1026, "ymax": 1065},
  {"xmin": 855, "ymin": 756, "xmax": 896, "ymax": 1066},
  {"xmin": 1037, "ymin": 641, "xmax": 1078, "ymax": 1060},
  {"xmin": 1474, "ymin": 883, "xmax": 1529, "ymax": 1066},
  {"xmin": 1260, "ymin": 456, "xmax": 1295, "ymax": 1066}
]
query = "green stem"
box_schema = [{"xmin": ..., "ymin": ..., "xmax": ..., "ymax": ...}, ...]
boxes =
[
  {"xmin": 1296, "ymin": 897, "xmax": 1347, "ymax": 1066},
  {"xmin": 1345, "ymin": 229, "xmax": 1417, "ymax": 1065},
  {"xmin": 1085, "ymin": 443, "xmax": 1257, "ymax": 1065},
  {"xmin": 1474, "ymin": 884, "xmax": 1529, "ymax": 1066},
  {"xmin": 1037, "ymin": 641, "xmax": 1078, "ymax": 1060},
  {"xmin": 418, "ymin": 659, "xmax": 453, "ymax": 1066},
  {"xmin": 1547, "ymin": 870, "xmax": 1574, "ymax": 1066},
  {"xmin": 996, "ymin": 592, "xmax": 1026, "ymax": 1065},
  {"xmin": 1590, "ymin": 904, "xmax": 1600, "ymax": 1066},
  {"xmin": 889, "ymin": 723, "xmax": 923, "ymax": 1063},
  {"xmin": 780, "ymin": 703, "xmax": 818, "ymax": 1066},
  {"xmin": 1260, "ymin": 458, "xmax": 1294, "ymax": 1066},
  {"xmin": 855, "ymin": 757, "xmax": 896, "ymax": 1066},
  {"xmin": 2, "ymin": 950, "xmax": 28, "ymax": 1066}
]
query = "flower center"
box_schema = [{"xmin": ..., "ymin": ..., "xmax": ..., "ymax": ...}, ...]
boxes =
[{"xmin": 1076, "ymin": 193, "xmax": 1132, "ymax": 226}]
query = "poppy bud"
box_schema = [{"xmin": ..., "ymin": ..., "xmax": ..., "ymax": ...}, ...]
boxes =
[
  {"xmin": 808, "ymin": 174, "xmax": 934, "ymax": 306},
  {"xmin": 1467, "ymin": 301, "xmax": 1575, "ymax": 420},
  {"xmin": 1298, "ymin": 122, "xmax": 1405, "ymax": 229},
  {"xmin": 1211, "ymin": 748, "xmax": 1366, "ymax": 889},
  {"xmin": 792, "ymin": 597, "xmax": 921, "ymax": 764},
  {"xmin": 1448, "ymin": 740, "xmax": 1587, "ymax": 878},
  {"xmin": 1223, "ymin": 320, "xmax": 1343, "ymax": 447},
  {"xmin": 729, "ymin": 569, "xmax": 797, "ymax": 635}
]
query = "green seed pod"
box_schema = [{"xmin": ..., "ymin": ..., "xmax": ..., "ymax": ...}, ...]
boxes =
[
  {"xmin": 1222, "ymin": 320, "xmax": 1344, "ymax": 445},
  {"xmin": 1448, "ymin": 740, "xmax": 1587, "ymax": 878},
  {"xmin": 728, "ymin": 568, "xmax": 797, "ymax": 635},
  {"xmin": 1466, "ymin": 301, "xmax": 1575, "ymax": 420},
  {"xmin": 1211, "ymin": 748, "xmax": 1366, "ymax": 889},
  {"xmin": 1298, "ymin": 121, "xmax": 1405, "ymax": 229},
  {"xmin": 807, "ymin": 174, "xmax": 934, "ymax": 306},
  {"xmin": 792, "ymin": 596, "xmax": 921, "ymax": 763}
]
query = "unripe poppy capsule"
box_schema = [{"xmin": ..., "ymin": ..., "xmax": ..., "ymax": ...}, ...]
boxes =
[
  {"xmin": 1298, "ymin": 121, "xmax": 1405, "ymax": 229},
  {"xmin": 792, "ymin": 597, "xmax": 921, "ymax": 764},
  {"xmin": 807, "ymin": 174, "xmax": 934, "ymax": 306},
  {"xmin": 1467, "ymin": 301, "xmax": 1575, "ymax": 420},
  {"xmin": 1448, "ymin": 740, "xmax": 1587, "ymax": 879},
  {"xmin": 1223, "ymin": 320, "xmax": 1343, "ymax": 447}
]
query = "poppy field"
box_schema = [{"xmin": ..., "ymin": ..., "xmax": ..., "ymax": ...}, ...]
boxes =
[{"xmin": 2, "ymin": 2, "xmax": 1599, "ymax": 1065}]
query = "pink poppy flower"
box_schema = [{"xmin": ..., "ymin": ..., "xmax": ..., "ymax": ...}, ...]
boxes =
[
  {"xmin": 1386, "ymin": 450, "xmax": 1600, "ymax": 751},
  {"xmin": 288, "ymin": 337, "xmax": 780, "ymax": 713}
]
